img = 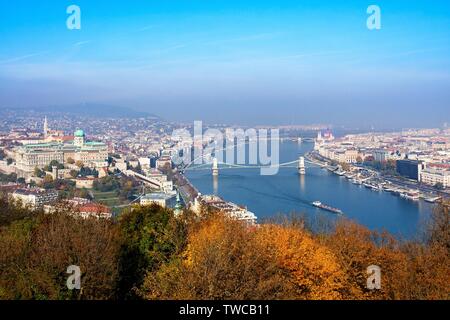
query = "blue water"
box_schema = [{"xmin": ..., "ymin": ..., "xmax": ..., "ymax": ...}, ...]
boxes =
[{"xmin": 186, "ymin": 141, "xmax": 433, "ymax": 238}]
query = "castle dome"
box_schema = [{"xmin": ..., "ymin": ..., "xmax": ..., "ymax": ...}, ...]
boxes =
[{"xmin": 74, "ymin": 129, "xmax": 85, "ymax": 137}]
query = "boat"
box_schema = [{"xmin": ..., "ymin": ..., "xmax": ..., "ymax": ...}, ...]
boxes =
[
  {"xmin": 312, "ymin": 201, "xmax": 343, "ymax": 214},
  {"xmin": 401, "ymin": 190, "xmax": 420, "ymax": 201},
  {"xmin": 424, "ymin": 196, "xmax": 441, "ymax": 203},
  {"xmin": 352, "ymin": 178, "xmax": 362, "ymax": 185},
  {"xmin": 334, "ymin": 170, "xmax": 346, "ymax": 176},
  {"xmin": 373, "ymin": 184, "xmax": 384, "ymax": 191},
  {"xmin": 363, "ymin": 182, "xmax": 373, "ymax": 189}
]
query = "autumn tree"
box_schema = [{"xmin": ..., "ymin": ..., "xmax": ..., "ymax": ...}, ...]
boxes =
[
  {"xmin": 256, "ymin": 224, "xmax": 348, "ymax": 299},
  {"xmin": 427, "ymin": 201, "xmax": 449, "ymax": 250},
  {"xmin": 141, "ymin": 214, "xmax": 296, "ymax": 300},
  {"xmin": 75, "ymin": 160, "xmax": 84, "ymax": 168},
  {"xmin": 0, "ymin": 210, "xmax": 120, "ymax": 300}
]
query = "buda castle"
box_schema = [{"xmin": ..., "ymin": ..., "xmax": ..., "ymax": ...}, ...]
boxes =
[{"xmin": 14, "ymin": 117, "xmax": 109, "ymax": 175}]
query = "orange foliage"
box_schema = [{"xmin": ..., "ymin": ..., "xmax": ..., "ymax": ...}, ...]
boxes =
[{"xmin": 256, "ymin": 224, "xmax": 347, "ymax": 299}]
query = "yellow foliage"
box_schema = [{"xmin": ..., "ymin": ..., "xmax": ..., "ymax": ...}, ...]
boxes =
[{"xmin": 256, "ymin": 224, "xmax": 347, "ymax": 300}]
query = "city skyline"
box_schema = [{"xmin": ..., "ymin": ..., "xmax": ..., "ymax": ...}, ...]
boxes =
[{"xmin": 1, "ymin": 0, "xmax": 449, "ymax": 128}]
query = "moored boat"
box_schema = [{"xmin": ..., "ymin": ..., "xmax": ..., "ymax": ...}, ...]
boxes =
[
  {"xmin": 425, "ymin": 196, "xmax": 441, "ymax": 203},
  {"xmin": 401, "ymin": 190, "xmax": 420, "ymax": 201}
]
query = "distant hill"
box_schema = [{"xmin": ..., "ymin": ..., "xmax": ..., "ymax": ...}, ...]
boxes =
[{"xmin": 4, "ymin": 103, "xmax": 159, "ymax": 119}]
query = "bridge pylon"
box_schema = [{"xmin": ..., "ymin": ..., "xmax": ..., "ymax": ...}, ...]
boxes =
[
  {"xmin": 298, "ymin": 156, "xmax": 306, "ymax": 175},
  {"xmin": 212, "ymin": 158, "xmax": 219, "ymax": 176}
]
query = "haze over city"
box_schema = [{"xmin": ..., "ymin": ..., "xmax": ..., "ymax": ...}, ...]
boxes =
[
  {"xmin": 0, "ymin": 0, "xmax": 449, "ymax": 307},
  {"xmin": 1, "ymin": 0, "xmax": 449, "ymax": 127}
]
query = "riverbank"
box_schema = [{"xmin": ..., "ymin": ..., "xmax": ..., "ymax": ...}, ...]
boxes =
[{"xmin": 306, "ymin": 151, "xmax": 448, "ymax": 203}]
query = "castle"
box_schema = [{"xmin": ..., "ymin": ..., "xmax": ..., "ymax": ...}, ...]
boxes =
[{"xmin": 14, "ymin": 117, "xmax": 108, "ymax": 175}]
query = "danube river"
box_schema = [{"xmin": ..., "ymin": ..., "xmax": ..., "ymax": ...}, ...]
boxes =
[{"xmin": 186, "ymin": 141, "xmax": 434, "ymax": 238}]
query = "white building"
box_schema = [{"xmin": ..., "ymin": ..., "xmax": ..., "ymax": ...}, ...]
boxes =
[
  {"xmin": 11, "ymin": 188, "xmax": 59, "ymax": 208},
  {"xmin": 14, "ymin": 129, "xmax": 108, "ymax": 175},
  {"xmin": 420, "ymin": 168, "xmax": 450, "ymax": 188},
  {"xmin": 140, "ymin": 192, "xmax": 176, "ymax": 208},
  {"xmin": 192, "ymin": 194, "xmax": 257, "ymax": 225}
]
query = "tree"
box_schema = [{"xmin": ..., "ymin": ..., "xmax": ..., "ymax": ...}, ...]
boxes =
[
  {"xmin": 434, "ymin": 182, "xmax": 444, "ymax": 190},
  {"xmin": 44, "ymin": 160, "xmax": 64, "ymax": 172},
  {"xmin": 43, "ymin": 175, "xmax": 54, "ymax": 184},
  {"xmin": 0, "ymin": 173, "xmax": 18, "ymax": 183},
  {"xmin": 340, "ymin": 162, "xmax": 351, "ymax": 171},
  {"xmin": 69, "ymin": 169, "xmax": 79, "ymax": 179},
  {"xmin": 0, "ymin": 211, "xmax": 120, "ymax": 300},
  {"xmin": 75, "ymin": 160, "xmax": 84, "ymax": 168},
  {"xmin": 141, "ymin": 215, "xmax": 347, "ymax": 300},
  {"xmin": 34, "ymin": 167, "xmax": 45, "ymax": 178},
  {"xmin": 427, "ymin": 201, "xmax": 449, "ymax": 250},
  {"xmin": 117, "ymin": 204, "xmax": 179, "ymax": 299},
  {"xmin": 6, "ymin": 158, "xmax": 13, "ymax": 165},
  {"xmin": 257, "ymin": 224, "xmax": 348, "ymax": 299},
  {"xmin": 49, "ymin": 160, "xmax": 64, "ymax": 170}
]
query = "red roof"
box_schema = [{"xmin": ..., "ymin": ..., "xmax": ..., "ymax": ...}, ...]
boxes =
[
  {"xmin": 428, "ymin": 163, "xmax": 450, "ymax": 169},
  {"xmin": 77, "ymin": 203, "xmax": 111, "ymax": 214},
  {"xmin": 62, "ymin": 135, "xmax": 75, "ymax": 141}
]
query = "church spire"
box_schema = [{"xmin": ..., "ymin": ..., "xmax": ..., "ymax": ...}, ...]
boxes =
[{"xmin": 44, "ymin": 116, "xmax": 48, "ymax": 138}]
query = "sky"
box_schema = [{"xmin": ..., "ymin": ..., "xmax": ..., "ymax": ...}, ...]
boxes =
[{"xmin": 0, "ymin": 0, "xmax": 449, "ymax": 128}]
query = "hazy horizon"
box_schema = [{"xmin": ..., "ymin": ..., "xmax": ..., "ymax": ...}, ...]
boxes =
[{"xmin": 1, "ymin": 0, "xmax": 449, "ymax": 128}]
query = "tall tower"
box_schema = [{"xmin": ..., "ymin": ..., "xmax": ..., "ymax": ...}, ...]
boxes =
[
  {"xmin": 74, "ymin": 129, "xmax": 85, "ymax": 147},
  {"xmin": 212, "ymin": 158, "xmax": 219, "ymax": 176},
  {"xmin": 298, "ymin": 156, "xmax": 306, "ymax": 175},
  {"xmin": 174, "ymin": 192, "xmax": 184, "ymax": 216},
  {"xmin": 52, "ymin": 166, "xmax": 59, "ymax": 180},
  {"xmin": 43, "ymin": 116, "xmax": 49, "ymax": 138}
]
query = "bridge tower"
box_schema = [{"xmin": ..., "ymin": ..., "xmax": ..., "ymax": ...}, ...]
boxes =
[
  {"xmin": 212, "ymin": 158, "xmax": 219, "ymax": 176},
  {"xmin": 298, "ymin": 156, "xmax": 306, "ymax": 175}
]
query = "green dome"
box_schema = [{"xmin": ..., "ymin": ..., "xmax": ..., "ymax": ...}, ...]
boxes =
[{"xmin": 74, "ymin": 129, "xmax": 85, "ymax": 137}]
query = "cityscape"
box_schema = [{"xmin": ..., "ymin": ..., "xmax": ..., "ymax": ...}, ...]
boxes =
[
  {"xmin": 0, "ymin": 0, "xmax": 449, "ymax": 310},
  {"xmin": 1, "ymin": 109, "xmax": 448, "ymax": 220}
]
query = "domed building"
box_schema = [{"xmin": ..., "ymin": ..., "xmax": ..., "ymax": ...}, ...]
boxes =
[
  {"xmin": 74, "ymin": 129, "xmax": 85, "ymax": 147},
  {"xmin": 15, "ymin": 126, "xmax": 109, "ymax": 176}
]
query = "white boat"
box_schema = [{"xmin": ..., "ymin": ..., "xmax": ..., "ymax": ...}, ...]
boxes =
[
  {"xmin": 424, "ymin": 196, "xmax": 441, "ymax": 203},
  {"xmin": 401, "ymin": 190, "xmax": 420, "ymax": 201},
  {"xmin": 375, "ymin": 184, "xmax": 384, "ymax": 191},
  {"xmin": 312, "ymin": 201, "xmax": 343, "ymax": 214},
  {"xmin": 335, "ymin": 170, "xmax": 346, "ymax": 176}
]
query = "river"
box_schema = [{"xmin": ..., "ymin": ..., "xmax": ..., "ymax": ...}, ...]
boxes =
[{"xmin": 186, "ymin": 141, "xmax": 434, "ymax": 238}]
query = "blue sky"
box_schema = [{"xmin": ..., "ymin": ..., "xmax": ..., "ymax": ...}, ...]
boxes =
[{"xmin": 0, "ymin": 0, "xmax": 449, "ymax": 128}]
